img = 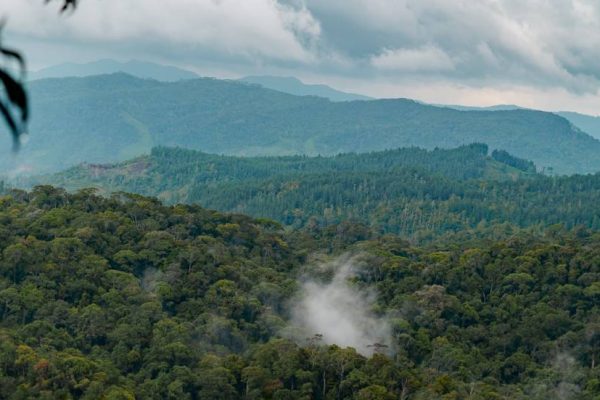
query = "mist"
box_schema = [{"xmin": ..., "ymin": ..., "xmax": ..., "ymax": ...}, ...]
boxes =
[{"xmin": 289, "ymin": 255, "xmax": 391, "ymax": 356}]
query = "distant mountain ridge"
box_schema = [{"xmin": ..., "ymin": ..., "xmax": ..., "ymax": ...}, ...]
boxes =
[
  {"xmin": 30, "ymin": 59, "xmax": 199, "ymax": 82},
  {"xmin": 438, "ymin": 104, "xmax": 523, "ymax": 112},
  {"xmin": 237, "ymin": 74, "xmax": 600, "ymax": 140},
  {"xmin": 29, "ymin": 59, "xmax": 600, "ymax": 139},
  {"xmin": 239, "ymin": 75, "xmax": 372, "ymax": 101},
  {"xmin": 436, "ymin": 104, "xmax": 600, "ymax": 140},
  {"xmin": 4, "ymin": 73, "xmax": 600, "ymax": 175},
  {"xmin": 555, "ymin": 111, "xmax": 600, "ymax": 140}
]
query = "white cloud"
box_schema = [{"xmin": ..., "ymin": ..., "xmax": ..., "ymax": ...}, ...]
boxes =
[
  {"xmin": 371, "ymin": 45, "xmax": 455, "ymax": 72},
  {"xmin": 3, "ymin": 0, "xmax": 600, "ymax": 112},
  {"xmin": 3, "ymin": 0, "xmax": 321, "ymax": 63},
  {"xmin": 289, "ymin": 256, "xmax": 392, "ymax": 356},
  {"xmin": 305, "ymin": 0, "xmax": 600, "ymax": 92}
]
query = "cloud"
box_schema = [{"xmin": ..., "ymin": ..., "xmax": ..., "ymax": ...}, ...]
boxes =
[
  {"xmin": 304, "ymin": 0, "xmax": 600, "ymax": 92},
  {"xmin": 3, "ymin": 0, "xmax": 600, "ymax": 112},
  {"xmin": 288, "ymin": 255, "xmax": 392, "ymax": 356},
  {"xmin": 3, "ymin": 0, "xmax": 320, "ymax": 63},
  {"xmin": 371, "ymin": 46, "xmax": 455, "ymax": 72}
]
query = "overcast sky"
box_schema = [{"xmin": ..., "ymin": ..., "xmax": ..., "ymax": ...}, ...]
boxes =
[{"xmin": 3, "ymin": 0, "xmax": 600, "ymax": 114}]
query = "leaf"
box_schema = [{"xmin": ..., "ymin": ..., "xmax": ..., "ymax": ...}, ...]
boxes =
[
  {"xmin": 0, "ymin": 48, "xmax": 26, "ymax": 77},
  {"xmin": 0, "ymin": 100, "xmax": 20, "ymax": 149},
  {"xmin": 0, "ymin": 69, "xmax": 28, "ymax": 122},
  {"xmin": 0, "ymin": 22, "xmax": 27, "ymax": 149}
]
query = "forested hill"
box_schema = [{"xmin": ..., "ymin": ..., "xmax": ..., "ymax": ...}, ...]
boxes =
[
  {"xmin": 28, "ymin": 144, "xmax": 600, "ymax": 240},
  {"xmin": 0, "ymin": 187, "xmax": 599, "ymax": 399},
  {"xmin": 4, "ymin": 73, "xmax": 600, "ymax": 175},
  {"xmin": 42, "ymin": 142, "xmax": 534, "ymax": 187}
]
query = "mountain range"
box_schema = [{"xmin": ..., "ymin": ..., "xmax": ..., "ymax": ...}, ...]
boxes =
[
  {"xmin": 437, "ymin": 104, "xmax": 600, "ymax": 140},
  {"xmin": 2, "ymin": 72, "xmax": 600, "ymax": 175},
  {"xmin": 30, "ymin": 59, "xmax": 371, "ymax": 101},
  {"xmin": 239, "ymin": 75, "xmax": 372, "ymax": 101},
  {"xmin": 28, "ymin": 59, "xmax": 600, "ymax": 142},
  {"xmin": 30, "ymin": 59, "xmax": 199, "ymax": 82}
]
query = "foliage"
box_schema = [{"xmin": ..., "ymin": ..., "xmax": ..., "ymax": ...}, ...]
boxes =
[
  {"xmin": 30, "ymin": 145, "xmax": 600, "ymax": 241},
  {"xmin": 491, "ymin": 149, "xmax": 535, "ymax": 172},
  {"xmin": 0, "ymin": 186, "xmax": 598, "ymax": 399}
]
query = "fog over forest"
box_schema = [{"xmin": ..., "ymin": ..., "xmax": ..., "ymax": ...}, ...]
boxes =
[{"xmin": 0, "ymin": 1, "xmax": 599, "ymax": 399}]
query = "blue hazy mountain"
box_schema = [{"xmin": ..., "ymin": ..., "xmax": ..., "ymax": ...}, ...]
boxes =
[
  {"xmin": 239, "ymin": 75, "xmax": 372, "ymax": 102},
  {"xmin": 31, "ymin": 62, "xmax": 599, "ymax": 141},
  {"xmin": 3, "ymin": 73, "xmax": 600, "ymax": 176},
  {"xmin": 437, "ymin": 104, "xmax": 523, "ymax": 112},
  {"xmin": 30, "ymin": 59, "xmax": 199, "ymax": 82},
  {"xmin": 555, "ymin": 111, "xmax": 600, "ymax": 140},
  {"xmin": 238, "ymin": 76, "xmax": 600, "ymax": 140},
  {"xmin": 438, "ymin": 104, "xmax": 600, "ymax": 140}
]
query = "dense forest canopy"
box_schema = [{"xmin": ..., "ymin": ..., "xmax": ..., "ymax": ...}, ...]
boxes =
[
  {"xmin": 2, "ymin": 1, "xmax": 599, "ymax": 399},
  {"xmin": 0, "ymin": 187, "xmax": 598, "ymax": 399}
]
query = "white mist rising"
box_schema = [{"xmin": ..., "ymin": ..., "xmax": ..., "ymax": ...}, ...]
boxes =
[{"xmin": 289, "ymin": 256, "xmax": 391, "ymax": 356}]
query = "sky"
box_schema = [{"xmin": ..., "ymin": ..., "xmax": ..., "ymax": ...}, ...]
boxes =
[{"xmin": 2, "ymin": 0, "xmax": 600, "ymax": 114}]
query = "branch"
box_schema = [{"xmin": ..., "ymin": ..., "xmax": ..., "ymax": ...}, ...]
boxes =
[{"xmin": 45, "ymin": 0, "xmax": 79, "ymax": 13}]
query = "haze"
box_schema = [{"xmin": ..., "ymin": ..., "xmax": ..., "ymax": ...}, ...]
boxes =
[{"xmin": 3, "ymin": 0, "xmax": 600, "ymax": 115}]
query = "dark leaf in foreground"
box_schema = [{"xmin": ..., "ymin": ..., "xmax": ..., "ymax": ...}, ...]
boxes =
[
  {"xmin": 0, "ymin": 47, "xmax": 26, "ymax": 78},
  {"xmin": 0, "ymin": 69, "xmax": 28, "ymax": 121},
  {"xmin": 0, "ymin": 0, "xmax": 79, "ymax": 149},
  {"xmin": 0, "ymin": 52, "xmax": 28, "ymax": 149}
]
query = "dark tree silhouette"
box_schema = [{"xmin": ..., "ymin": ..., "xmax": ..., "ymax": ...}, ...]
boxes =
[{"xmin": 0, "ymin": 0, "xmax": 78, "ymax": 149}]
